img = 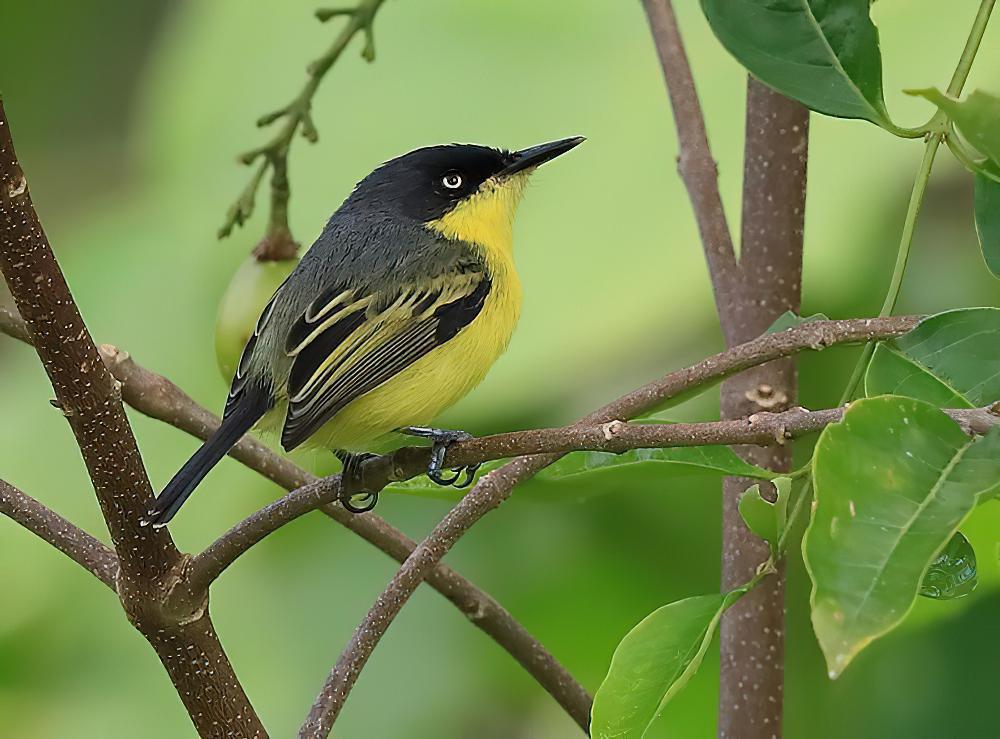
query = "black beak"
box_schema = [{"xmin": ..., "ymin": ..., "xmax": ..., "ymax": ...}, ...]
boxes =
[{"xmin": 499, "ymin": 136, "xmax": 585, "ymax": 177}]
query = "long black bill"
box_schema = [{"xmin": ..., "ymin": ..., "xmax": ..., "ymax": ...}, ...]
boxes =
[{"xmin": 500, "ymin": 136, "xmax": 585, "ymax": 176}]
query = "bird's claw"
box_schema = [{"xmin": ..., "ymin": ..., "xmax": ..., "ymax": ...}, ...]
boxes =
[
  {"xmin": 335, "ymin": 450, "xmax": 381, "ymax": 514},
  {"xmin": 340, "ymin": 490, "xmax": 379, "ymax": 514},
  {"xmin": 399, "ymin": 426, "xmax": 482, "ymax": 489}
]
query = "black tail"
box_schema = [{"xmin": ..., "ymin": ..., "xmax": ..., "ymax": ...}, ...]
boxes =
[{"xmin": 143, "ymin": 394, "xmax": 270, "ymax": 527}]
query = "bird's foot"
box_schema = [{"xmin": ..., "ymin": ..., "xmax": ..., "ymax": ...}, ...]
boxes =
[
  {"xmin": 397, "ymin": 426, "xmax": 481, "ymax": 489},
  {"xmin": 334, "ymin": 450, "xmax": 380, "ymax": 513}
]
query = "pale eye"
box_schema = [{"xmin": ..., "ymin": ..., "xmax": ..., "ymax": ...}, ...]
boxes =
[{"xmin": 442, "ymin": 172, "xmax": 463, "ymax": 190}]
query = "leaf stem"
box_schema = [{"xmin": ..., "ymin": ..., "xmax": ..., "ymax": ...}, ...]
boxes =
[
  {"xmin": 776, "ymin": 478, "xmax": 811, "ymax": 556},
  {"xmin": 840, "ymin": 0, "xmax": 995, "ymax": 401},
  {"xmin": 945, "ymin": 125, "xmax": 1000, "ymax": 183},
  {"xmin": 945, "ymin": 0, "xmax": 996, "ymax": 97}
]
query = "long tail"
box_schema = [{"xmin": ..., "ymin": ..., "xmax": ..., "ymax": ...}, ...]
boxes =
[{"xmin": 143, "ymin": 396, "xmax": 269, "ymax": 527}]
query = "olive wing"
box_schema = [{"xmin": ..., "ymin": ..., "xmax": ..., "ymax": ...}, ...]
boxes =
[{"xmin": 280, "ymin": 266, "xmax": 490, "ymax": 450}]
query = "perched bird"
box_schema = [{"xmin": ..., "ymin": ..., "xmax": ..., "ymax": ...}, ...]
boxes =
[{"xmin": 144, "ymin": 136, "xmax": 584, "ymax": 526}]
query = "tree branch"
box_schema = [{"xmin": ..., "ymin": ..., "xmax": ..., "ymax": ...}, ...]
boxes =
[
  {"xmin": 0, "ymin": 308, "xmax": 593, "ymax": 732},
  {"xmin": 0, "ymin": 101, "xmax": 267, "ymax": 737},
  {"xmin": 220, "ymin": 0, "xmax": 387, "ymax": 259},
  {"xmin": 191, "ymin": 314, "xmax": 919, "ymax": 583},
  {"xmin": 641, "ymin": 0, "xmax": 742, "ymax": 342},
  {"xmin": 297, "ymin": 315, "xmax": 918, "ymax": 734},
  {"xmin": 719, "ymin": 79, "xmax": 809, "ymax": 739},
  {"xmin": 0, "ymin": 479, "xmax": 119, "ymax": 588}
]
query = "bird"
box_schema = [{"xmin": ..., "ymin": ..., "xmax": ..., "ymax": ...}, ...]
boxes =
[{"xmin": 143, "ymin": 136, "xmax": 584, "ymax": 526}]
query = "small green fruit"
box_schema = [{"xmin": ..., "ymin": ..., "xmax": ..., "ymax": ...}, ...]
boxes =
[{"xmin": 215, "ymin": 255, "xmax": 297, "ymax": 381}]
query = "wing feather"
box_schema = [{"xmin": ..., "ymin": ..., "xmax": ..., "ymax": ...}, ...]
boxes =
[
  {"xmin": 280, "ymin": 264, "xmax": 490, "ymax": 450},
  {"xmin": 224, "ymin": 287, "xmax": 282, "ymax": 418}
]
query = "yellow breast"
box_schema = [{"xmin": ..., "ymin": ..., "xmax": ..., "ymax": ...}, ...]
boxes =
[{"xmin": 308, "ymin": 173, "xmax": 528, "ymax": 451}]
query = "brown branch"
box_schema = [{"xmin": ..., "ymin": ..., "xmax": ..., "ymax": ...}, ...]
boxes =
[
  {"xmin": 194, "ymin": 314, "xmax": 920, "ymax": 584},
  {"xmin": 641, "ymin": 0, "xmax": 742, "ymax": 342},
  {"xmin": 431, "ymin": 405, "xmax": 998, "ymax": 457},
  {"xmin": 0, "ymin": 101, "xmax": 267, "ymax": 737},
  {"xmin": 297, "ymin": 314, "xmax": 919, "ymax": 734},
  {"xmin": 0, "ymin": 479, "xmax": 119, "ymax": 588},
  {"xmin": 718, "ymin": 80, "xmax": 809, "ymax": 739},
  {"xmin": 0, "ymin": 308, "xmax": 593, "ymax": 732}
]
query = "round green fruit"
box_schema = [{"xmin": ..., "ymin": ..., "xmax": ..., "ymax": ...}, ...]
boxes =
[{"xmin": 214, "ymin": 255, "xmax": 297, "ymax": 381}]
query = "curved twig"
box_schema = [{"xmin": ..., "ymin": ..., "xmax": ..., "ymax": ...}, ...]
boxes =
[{"xmin": 641, "ymin": 0, "xmax": 742, "ymax": 342}]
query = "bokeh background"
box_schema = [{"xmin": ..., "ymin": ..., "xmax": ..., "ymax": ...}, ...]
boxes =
[{"xmin": 1, "ymin": 2, "xmax": 998, "ymax": 737}]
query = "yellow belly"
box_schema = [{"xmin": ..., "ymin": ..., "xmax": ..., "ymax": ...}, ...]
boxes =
[{"xmin": 302, "ymin": 265, "xmax": 520, "ymax": 451}]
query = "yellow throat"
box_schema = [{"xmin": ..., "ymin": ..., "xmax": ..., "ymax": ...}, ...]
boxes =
[{"xmin": 425, "ymin": 172, "xmax": 530, "ymax": 272}]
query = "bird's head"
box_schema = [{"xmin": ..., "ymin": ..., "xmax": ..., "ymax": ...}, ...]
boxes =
[{"xmin": 349, "ymin": 137, "xmax": 584, "ymax": 250}]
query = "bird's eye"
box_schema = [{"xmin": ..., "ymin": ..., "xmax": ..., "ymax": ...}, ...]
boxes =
[{"xmin": 442, "ymin": 172, "xmax": 463, "ymax": 190}]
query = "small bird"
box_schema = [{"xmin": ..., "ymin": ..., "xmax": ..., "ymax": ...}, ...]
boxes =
[{"xmin": 144, "ymin": 136, "xmax": 584, "ymax": 526}]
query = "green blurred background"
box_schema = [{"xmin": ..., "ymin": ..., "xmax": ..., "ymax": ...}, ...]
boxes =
[{"xmin": 1, "ymin": 2, "xmax": 998, "ymax": 737}]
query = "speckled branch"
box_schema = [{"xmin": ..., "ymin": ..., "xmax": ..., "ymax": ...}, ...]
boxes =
[
  {"xmin": 0, "ymin": 479, "xmax": 118, "ymax": 588},
  {"xmin": 0, "ymin": 101, "xmax": 267, "ymax": 738},
  {"xmin": 717, "ymin": 80, "xmax": 809, "ymax": 739},
  {"xmin": 188, "ymin": 314, "xmax": 920, "ymax": 585}
]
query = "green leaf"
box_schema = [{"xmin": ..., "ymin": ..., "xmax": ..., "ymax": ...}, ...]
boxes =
[
  {"xmin": 738, "ymin": 477, "xmax": 791, "ymax": 556},
  {"xmin": 865, "ymin": 308, "xmax": 1000, "ymax": 407},
  {"xmin": 974, "ymin": 174, "xmax": 1000, "ymax": 278},
  {"xmin": 591, "ymin": 589, "xmax": 746, "ymax": 738},
  {"xmin": 919, "ymin": 532, "xmax": 978, "ymax": 601},
  {"xmin": 909, "ymin": 88, "xmax": 1000, "ymax": 166},
  {"xmin": 700, "ymin": 0, "xmax": 896, "ymax": 129},
  {"xmin": 538, "ymin": 444, "xmax": 776, "ymax": 483},
  {"xmin": 766, "ymin": 311, "xmax": 831, "ymax": 334},
  {"xmin": 804, "ymin": 396, "xmax": 1000, "ymax": 677}
]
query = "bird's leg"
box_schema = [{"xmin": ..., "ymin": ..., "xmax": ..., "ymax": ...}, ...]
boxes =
[
  {"xmin": 334, "ymin": 450, "xmax": 380, "ymax": 513},
  {"xmin": 397, "ymin": 426, "xmax": 482, "ymax": 489}
]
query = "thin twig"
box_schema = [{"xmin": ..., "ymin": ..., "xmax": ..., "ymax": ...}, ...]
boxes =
[
  {"xmin": 298, "ymin": 315, "xmax": 920, "ymax": 734},
  {"xmin": 0, "ymin": 479, "xmax": 119, "ymax": 588},
  {"xmin": 0, "ymin": 305, "xmax": 593, "ymax": 732},
  {"xmin": 641, "ymin": 0, "xmax": 742, "ymax": 342},
  {"xmin": 219, "ymin": 0, "xmax": 387, "ymax": 258},
  {"xmin": 202, "ymin": 397, "xmax": 1000, "ymax": 590}
]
